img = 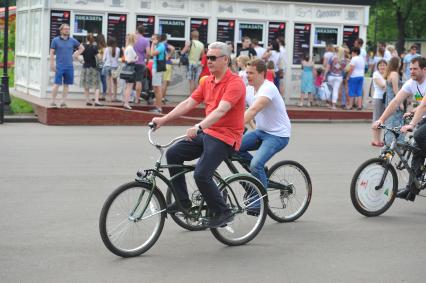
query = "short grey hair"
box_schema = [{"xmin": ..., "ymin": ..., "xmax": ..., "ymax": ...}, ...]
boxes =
[{"xmin": 208, "ymin": 41, "xmax": 231, "ymax": 57}]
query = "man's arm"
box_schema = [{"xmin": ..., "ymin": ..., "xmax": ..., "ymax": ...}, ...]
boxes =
[
  {"xmin": 145, "ymin": 45, "xmax": 150, "ymax": 61},
  {"xmin": 346, "ymin": 65, "xmax": 354, "ymax": 80},
  {"xmin": 373, "ymin": 89, "xmax": 411, "ymax": 126},
  {"xmin": 180, "ymin": 40, "xmax": 190, "ymax": 54},
  {"xmin": 244, "ymin": 96, "xmax": 270, "ymax": 124},
  {"xmin": 198, "ymin": 100, "xmax": 232, "ymax": 130},
  {"xmin": 402, "ymin": 96, "xmax": 426, "ymax": 132},
  {"xmin": 49, "ymin": 49, "xmax": 55, "ymax": 72},
  {"xmin": 73, "ymin": 44, "xmax": 85, "ymax": 60},
  {"xmin": 152, "ymin": 97, "xmax": 199, "ymax": 128}
]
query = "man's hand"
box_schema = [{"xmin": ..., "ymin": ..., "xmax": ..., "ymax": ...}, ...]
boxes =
[
  {"xmin": 371, "ymin": 119, "xmax": 383, "ymax": 129},
  {"xmin": 403, "ymin": 111, "xmax": 414, "ymax": 118},
  {"xmin": 50, "ymin": 64, "xmax": 56, "ymax": 72},
  {"xmin": 151, "ymin": 117, "xmax": 166, "ymax": 130},
  {"xmin": 185, "ymin": 126, "xmax": 198, "ymax": 139},
  {"xmin": 401, "ymin": 124, "xmax": 414, "ymax": 133}
]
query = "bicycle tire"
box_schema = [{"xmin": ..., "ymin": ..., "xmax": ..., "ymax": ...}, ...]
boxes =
[
  {"xmin": 267, "ymin": 160, "xmax": 312, "ymax": 222},
  {"xmin": 350, "ymin": 158, "xmax": 398, "ymax": 217},
  {"xmin": 210, "ymin": 174, "xmax": 267, "ymax": 246},
  {"xmin": 99, "ymin": 181, "xmax": 166, "ymax": 257}
]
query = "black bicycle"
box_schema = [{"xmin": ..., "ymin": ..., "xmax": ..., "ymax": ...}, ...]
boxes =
[
  {"xmin": 167, "ymin": 147, "xmax": 312, "ymax": 231},
  {"xmin": 99, "ymin": 123, "xmax": 268, "ymax": 257},
  {"xmin": 350, "ymin": 124, "xmax": 426, "ymax": 217}
]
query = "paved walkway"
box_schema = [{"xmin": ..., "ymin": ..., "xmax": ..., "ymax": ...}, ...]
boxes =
[{"xmin": 0, "ymin": 123, "xmax": 424, "ymax": 282}]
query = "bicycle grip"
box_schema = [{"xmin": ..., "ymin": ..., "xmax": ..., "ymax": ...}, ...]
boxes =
[{"xmin": 148, "ymin": 122, "xmax": 157, "ymax": 129}]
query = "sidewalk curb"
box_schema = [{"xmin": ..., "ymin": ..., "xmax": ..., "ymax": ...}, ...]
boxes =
[{"xmin": 4, "ymin": 114, "xmax": 39, "ymax": 123}]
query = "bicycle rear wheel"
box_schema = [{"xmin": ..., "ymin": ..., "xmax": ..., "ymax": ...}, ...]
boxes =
[
  {"xmin": 267, "ymin": 160, "xmax": 312, "ymax": 222},
  {"xmin": 350, "ymin": 158, "xmax": 397, "ymax": 217},
  {"xmin": 99, "ymin": 181, "xmax": 166, "ymax": 257},
  {"xmin": 210, "ymin": 174, "xmax": 267, "ymax": 246}
]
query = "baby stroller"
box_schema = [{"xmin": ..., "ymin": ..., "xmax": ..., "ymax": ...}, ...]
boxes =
[{"xmin": 140, "ymin": 61, "xmax": 155, "ymax": 105}]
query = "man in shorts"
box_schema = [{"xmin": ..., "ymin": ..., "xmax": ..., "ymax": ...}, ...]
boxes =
[
  {"xmin": 181, "ymin": 30, "xmax": 204, "ymax": 94},
  {"xmin": 49, "ymin": 23, "xmax": 84, "ymax": 107}
]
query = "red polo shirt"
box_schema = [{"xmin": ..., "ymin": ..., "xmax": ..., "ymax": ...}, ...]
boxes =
[{"xmin": 191, "ymin": 69, "xmax": 246, "ymax": 150}]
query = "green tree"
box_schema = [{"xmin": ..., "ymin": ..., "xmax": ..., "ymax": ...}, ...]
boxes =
[
  {"xmin": 0, "ymin": 1, "xmax": 17, "ymax": 7},
  {"xmin": 368, "ymin": 0, "xmax": 426, "ymax": 53}
]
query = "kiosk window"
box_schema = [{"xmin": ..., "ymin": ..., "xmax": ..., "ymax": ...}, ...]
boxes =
[
  {"xmin": 74, "ymin": 14, "xmax": 103, "ymax": 36},
  {"xmin": 239, "ymin": 23, "xmax": 264, "ymax": 42},
  {"xmin": 159, "ymin": 19, "xmax": 186, "ymax": 39},
  {"xmin": 314, "ymin": 27, "xmax": 338, "ymax": 46}
]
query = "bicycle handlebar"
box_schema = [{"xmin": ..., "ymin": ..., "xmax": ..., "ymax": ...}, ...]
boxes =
[{"xmin": 148, "ymin": 122, "xmax": 187, "ymax": 149}]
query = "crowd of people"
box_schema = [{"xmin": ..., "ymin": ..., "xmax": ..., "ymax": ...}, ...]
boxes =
[{"xmin": 49, "ymin": 23, "xmax": 179, "ymax": 112}]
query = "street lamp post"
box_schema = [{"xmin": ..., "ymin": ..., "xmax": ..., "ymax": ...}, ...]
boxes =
[{"xmin": 0, "ymin": 0, "xmax": 11, "ymax": 124}]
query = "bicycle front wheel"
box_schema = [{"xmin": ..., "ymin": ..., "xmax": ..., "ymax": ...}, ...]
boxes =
[
  {"xmin": 99, "ymin": 181, "xmax": 166, "ymax": 257},
  {"xmin": 350, "ymin": 158, "xmax": 397, "ymax": 217},
  {"xmin": 210, "ymin": 174, "xmax": 267, "ymax": 246},
  {"xmin": 267, "ymin": 160, "xmax": 312, "ymax": 222}
]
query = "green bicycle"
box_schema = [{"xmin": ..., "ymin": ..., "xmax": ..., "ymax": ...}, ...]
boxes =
[{"xmin": 99, "ymin": 123, "xmax": 268, "ymax": 257}]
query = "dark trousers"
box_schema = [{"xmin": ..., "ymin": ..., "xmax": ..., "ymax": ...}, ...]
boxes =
[
  {"xmin": 412, "ymin": 118, "xmax": 426, "ymax": 178},
  {"xmin": 166, "ymin": 132, "xmax": 234, "ymax": 213}
]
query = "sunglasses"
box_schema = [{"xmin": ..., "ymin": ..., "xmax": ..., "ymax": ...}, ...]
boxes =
[{"xmin": 207, "ymin": 55, "xmax": 226, "ymax": 61}]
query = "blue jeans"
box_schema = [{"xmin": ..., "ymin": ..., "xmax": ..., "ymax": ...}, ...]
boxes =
[{"xmin": 238, "ymin": 130, "xmax": 289, "ymax": 188}]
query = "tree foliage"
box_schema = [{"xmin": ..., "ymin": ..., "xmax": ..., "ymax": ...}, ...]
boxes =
[
  {"xmin": 0, "ymin": 1, "xmax": 17, "ymax": 7},
  {"xmin": 368, "ymin": 0, "xmax": 426, "ymax": 52}
]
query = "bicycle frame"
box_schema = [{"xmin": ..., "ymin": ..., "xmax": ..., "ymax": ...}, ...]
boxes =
[
  {"xmin": 376, "ymin": 126, "xmax": 424, "ymax": 191},
  {"xmin": 224, "ymin": 155, "xmax": 294, "ymax": 193}
]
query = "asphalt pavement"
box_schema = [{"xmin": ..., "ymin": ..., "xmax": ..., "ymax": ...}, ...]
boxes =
[{"xmin": 0, "ymin": 123, "xmax": 424, "ymax": 283}]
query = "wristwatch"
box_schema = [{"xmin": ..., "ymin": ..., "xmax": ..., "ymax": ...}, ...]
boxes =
[{"xmin": 195, "ymin": 123, "xmax": 203, "ymax": 131}]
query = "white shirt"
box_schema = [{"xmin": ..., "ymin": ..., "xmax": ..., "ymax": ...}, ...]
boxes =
[
  {"xmin": 254, "ymin": 46, "xmax": 266, "ymax": 60},
  {"xmin": 372, "ymin": 71, "xmax": 386, "ymax": 99},
  {"xmin": 360, "ymin": 48, "xmax": 368, "ymax": 65},
  {"xmin": 103, "ymin": 47, "xmax": 120, "ymax": 67},
  {"xmin": 350, "ymin": 55, "xmax": 365, "ymax": 78},
  {"xmin": 383, "ymin": 49, "xmax": 392, "ymax": 62},
  {"xmin": 124, "ymin": 45, "xmax": 138, "ymax": 63},
  {"xmin": 239, "ymin": 70, "xmax": 248, "ymax": 86},
  {"xmin": 279, "ymin": 46, "xmax": 287, "ymax": 71},
  {"xmin": 246, "ymin": 80, "xmax": 291, "ymax": 137},
  {"xmin": 323, "ymin": 51, "xmax": 334, "ymax": 65},
  {"xmin": 401, "ymin": 78, "xmax": 426, "ymax": 105},
  {"xmin": 268, "ymin": 51, "xmax": 281, "ymax": 72}
]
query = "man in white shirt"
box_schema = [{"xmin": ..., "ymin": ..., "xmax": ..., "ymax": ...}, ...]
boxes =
[
  {"xmin": 346, "ymin": 47, "xmax": 365, "ymax": 110},
  {"xmin": 251, "ymin": 38, "xmax": 265, "ymax": 60},
  {"xmin": 373, "ymin": 57, "xmax": 426, "ymax": 201},
  {"xmin": 238, "ymin": 59, "xmax": 291, "ymax": 189}
]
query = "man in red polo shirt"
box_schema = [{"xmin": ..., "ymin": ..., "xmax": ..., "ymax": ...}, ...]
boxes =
[{"xmin": 151, "ymin": 42, "xmax": 246, "ymax": 228}]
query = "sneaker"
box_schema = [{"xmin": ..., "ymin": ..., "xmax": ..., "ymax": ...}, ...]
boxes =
[
  {"xmin": 149, "ymin": 108, "xmax": 162, "ymax": 114},
  {"xmin": 166, "ymin": 199, "xmax": 192, "ymax": 214},
  {"xmin": 86, "ymin": 102, "xmax": 93, "ymax": 106},
  {"xmin": 123, "ymin": 105, "xmax": 132, "ymax": 110},
  {"xmin": 202, "ymin": 210, "xmax": 234, "ymax": 228},
  {"xmin": 397, "ymin": 184, "xmax": 419, "ymax": 202},
  {"xmin": 94, "ymin": 102, "xmax": 104, "ymax": 107},
  {"xmin": 60, "ymin": 103, "xmax": 67, "ymax": 108},
  {"xmin": 50, "ymin": 102, "xmax": 58, "ymax": 108}
]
